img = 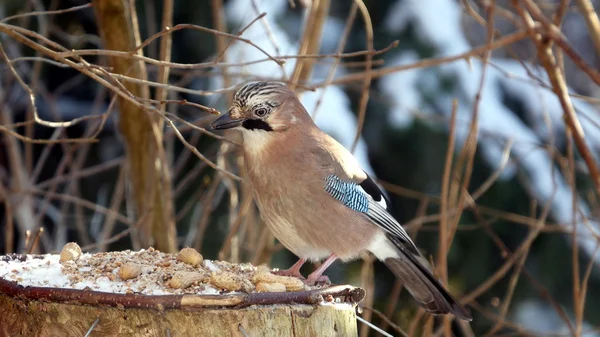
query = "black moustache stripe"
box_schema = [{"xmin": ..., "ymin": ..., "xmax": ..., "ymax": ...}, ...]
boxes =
[{"xmin": 242, "ymin": 119, "xmax": 273, "ymax": 131}]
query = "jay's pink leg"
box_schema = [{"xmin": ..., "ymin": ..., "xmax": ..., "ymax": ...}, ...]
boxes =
[
  {"xmin": 305, "ymin": 254, "xmax": 338, "ymax": 285},
  {"xmin": 272, "ymin": 258, "xmax": 306, "ymax": 278}
]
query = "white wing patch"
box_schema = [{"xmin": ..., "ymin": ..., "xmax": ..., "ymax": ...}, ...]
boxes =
[{"xmin": 368, "ymin": 231, "xmax": 400, "ymax": 261}]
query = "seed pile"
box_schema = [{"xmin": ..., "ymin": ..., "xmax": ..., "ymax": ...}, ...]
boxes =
[{"xmin": 0, "ymin": 243, "xmax": 310, "ymax": 296}]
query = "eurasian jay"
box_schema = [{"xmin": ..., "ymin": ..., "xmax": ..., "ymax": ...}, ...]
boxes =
[{"xmin": 211, "ymin": 81, "xmax": 471, "ymax": 320}]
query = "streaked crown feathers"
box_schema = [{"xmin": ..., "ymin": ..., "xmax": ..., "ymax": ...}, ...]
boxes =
[{"xmin": 232, "ymin": 81, "xmax": 289, "ymax": 109}]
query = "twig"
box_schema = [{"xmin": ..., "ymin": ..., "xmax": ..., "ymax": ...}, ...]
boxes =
[
  {"xmin": 576, "ymin": 243, "xmax": 600, "ymax": 336},
  {"xmin": 566, "ymin": 119, "xmax": 583, "ymax": 337},
  {"xmin": 0, "ymin": 182, "xmax": 14, "ymax": 253},
  {"xmin": 152, "ymin": 0, "xmax": 178, "ymax": 254},
  {"xmin": 22, "ymin": 233, "xmax": 31, "ymax": 256},
  {"xmin": 290, "ymin": 0, "xmax": 331, "ymax": 90},
  {"xmin": 484, "ymin": 225, "xmax": 529, "ymax": 336},
  {"xmin": 238, "ymin": 324, "xmax": 250, "ymax": 337},
  {"xmin": 55, "ymin": 40, "xmax": 397, "ymax": 69},
  {"xmin": 250, "ymin": 0, "xmax": 281, "ymax": 56},
  {"xmin": 0, "ymin": 125, "xmax": 97, "ymax": 144},
  {"xmin": 0, "ymin": 41, "xmax": 101, "ymax": 132},
  {"xmin": 360, "ymin": 306, "xmax": 408, "ymax": 337},
  {"xmin": 309, "ymin": 2, "xmax": 357, "ymax": 120},
  {"xmin": 438, "ymin": 99, "xmax": 459, "ymax": 292},
  {"xmin": 552, "ymin": 0, "xmax": 571, "ymax": 25},
  {"xmin": 469, "ymin": 140, "xmax": 514, "ymax": 201},
  {"xmin": 0, "ymin": 3, "xmax": 92, "ymax": 23},
  {"xmin": 29, "ymin": 129, "xmax": 62, "ymax": 184},
  {"xmin": 165, "ymin": 117, "xmax": 242, "ymax": 181},
  {"xmin": 574, "ymin": 0, "xmax": 600, "ymax": 57},
  {"xmin": 172, "ymin": 129, "xmax": 203, "ymax": 177},
  {"xmin": 174, "ymin": 160, "xmax": 209, "ymax": 199},
  {"xmin": 155, "ymin": 0, "xmax": 174, "ymax": 115},
  {"xmin": 313, "ymin": 30, "xmax": 529, "ymax": 87},
  {"xmin": 525, "ymin": 6, "xmax": 600, "ymax": 86},
  {"xmin": 448, "ymin": 0, "xmax": 495, "ymax": 252},
  {"xmin": 80, "ymin": 228, "xmax": 133, "ymax": 252},
  {"xmin": 157, "ymin": 99, "xmax": 219, "ymax": 114},
  {"xmin": 0, "ymin": 65, "xmax": 38, "ymax": 252},
  {"xmin": 218, "ymin": 191, "xmax": 254, "ymax": 261},
  {"xmin": 462, "ymin": 187, "xmax": 554, "ymax": 305},
  {"xmin": 28, "ymin": 188, "xmax": 132, "ymax": 225},
  {"xmin": 93, "ymin": 0, "xmax": 176, "ymax": 252},
  {"xmin": 0, "ymin": 281, "xmax": 365, "ymax": 309},
  {"xmin": 518, "ymin": 0, "xmax": 600, "ymax": 196},
  {"xmin": 84, "ymin": 317, "xmax": 100, "ymax": 337},
  {"xmin": 474, "ymin": 208, "xmax": 575, "ymax": 334},
  {"xmin": 27, "ymin": 227, "xmax": 44, "ymax": 254},
  {"xmin": 436, "ymin": 96, "xmax": 460, "ymax": 337},
  {"xmin": 36, "ymin": 158, "xmax": 123, "ymax": 189},
  {"xmin": 175, "ymin": 173, "xmax": 211, "ymax": 223},
  {"xmin": 134, "ymin": 23, "xmax": 284, "ymax": 66},
  {"xmin": 166, "ymin": 113, "xmax": 239, "ymax": 145},
  {"xmin": 98, "ymin": 165, "xmax": 127, "ymax": 252},
  {"xmin": 350, "ymin": 0, "xmax": 373, "ymax": 153},
  {"xmin": 358, "ymin": 255, "xmax": 375, "ymax": 337},
  {"xmin": 379, "ymin": 279, "xmax": 403, "ymax": 332},
  {"xmin": 192, "ymin": 175, "xmax": 224, "ymax": 250},
  {"xmin": 356, "ymin": 315, "xmax": 394, "ymax": 337}
]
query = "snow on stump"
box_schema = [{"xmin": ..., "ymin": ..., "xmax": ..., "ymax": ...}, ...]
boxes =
[{"xmin": 0, "ymin": 245, "xmax": 364, "ymax": 336}]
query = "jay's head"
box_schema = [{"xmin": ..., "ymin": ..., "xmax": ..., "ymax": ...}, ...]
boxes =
[{"xmin": 210, "ymin": 81, "xmax": 310, "ymax": 134}]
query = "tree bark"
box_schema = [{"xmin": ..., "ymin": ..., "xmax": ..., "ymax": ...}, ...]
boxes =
[
  {"xmin": 0, "ymin": 279, "xmax": 363, "ymax": 337},
  {"xmin": 92, "ymin": 0, "xmax": 177, "ymax": 253},
  {"xmin": 290, "ymin": 0, "xmax": 331, "ymax": 91}
]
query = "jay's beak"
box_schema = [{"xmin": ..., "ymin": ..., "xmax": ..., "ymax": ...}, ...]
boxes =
[{"xmin": 210, "ymin": 114, "xmax": 245, "ymax": 130}]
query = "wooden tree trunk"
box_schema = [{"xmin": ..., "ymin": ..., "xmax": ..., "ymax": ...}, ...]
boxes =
[
  {"xmin": 0, "ymin": 279, "xmax": 363, "ymax": 337},
  {"xmin": 92, "ymin": 0, "xmax": 177, "ymax": 253}
]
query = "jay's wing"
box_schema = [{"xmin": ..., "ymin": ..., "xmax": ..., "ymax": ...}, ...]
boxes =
[{"xmin": 324, "ymin": 173, "xmax": 421, "ymax": 256}]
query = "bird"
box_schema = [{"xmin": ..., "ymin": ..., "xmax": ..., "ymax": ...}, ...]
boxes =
[{"xmin": 210, "ymin": 81, "xmax": 472, "ymax": 321}]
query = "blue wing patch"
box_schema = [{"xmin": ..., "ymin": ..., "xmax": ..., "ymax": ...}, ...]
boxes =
[
  {"xmin": 324, "ymin": 173, "xmax": 421, "ymax": 255},
  {"xmin": 324, "ymin": 174, "xmax": 369, "ymax": 213}
]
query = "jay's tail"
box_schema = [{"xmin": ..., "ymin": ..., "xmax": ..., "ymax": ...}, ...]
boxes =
[{"xmin": 384, "ymin": 249, "xmax": 472, "ymax": 321}]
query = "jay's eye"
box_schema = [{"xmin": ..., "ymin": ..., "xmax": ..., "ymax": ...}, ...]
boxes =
[{"xmin": 254, "ymin": 107, "xmax": 269, "ymax": 117}]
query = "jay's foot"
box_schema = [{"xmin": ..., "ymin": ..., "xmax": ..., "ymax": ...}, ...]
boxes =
[
  {"xmin": 304, "ymin": 253, "xmax": 338, "ymax": 285},
  {"xmin": 271, "ymin": 258, "xmax": 306, "ymax": 279},
  {"xmin": 272, "ymin": 268, "xmax": 305, "ymax": 279}
]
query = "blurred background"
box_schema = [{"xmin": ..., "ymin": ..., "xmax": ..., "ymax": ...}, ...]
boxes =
[{"xmin": 1, "ymin": 0, "xmax": 600, "ymax": 335}]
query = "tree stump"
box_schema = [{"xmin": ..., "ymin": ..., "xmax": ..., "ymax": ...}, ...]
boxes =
[{"xmin": 0, "ymin": 249, "xmax": 364, "ymax": 336}]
